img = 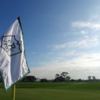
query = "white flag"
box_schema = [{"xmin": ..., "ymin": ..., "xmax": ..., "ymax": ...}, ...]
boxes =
[{"xmin": 0, "ymin": 17, "xmax": 30, "ymax": 90}]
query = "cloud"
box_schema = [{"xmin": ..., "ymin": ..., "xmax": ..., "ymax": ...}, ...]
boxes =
[
  {"xmin": 52, "ymin": 35, "xmax": 99, "ymax": 50},
  {"xmin": 74, "ymin": 35, "xmax": 99, "ymax": 48},
  {"xmin": 72, "ymin": 21, "xmax": 100, "ymax": 30},
  {"xmin": 80, "ymin": 30, "xmax": 88, "ymax": 34},
  {"xmin": 53, "ymin": 43, "xmax": 67, "ymax": 49},
  {"xmin": 72, "ymin": 53, "xmax": 100, "ymax": 67},
  {"xmin": 30, "ymin": 52, "xmax": 100, "ymax": 79}
]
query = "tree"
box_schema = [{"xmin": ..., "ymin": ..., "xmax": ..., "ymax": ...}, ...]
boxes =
[
  {"xmin": 54, "ymin": 72, "xmax": 71, "ymax": 82},
  {"xmin": 61, "ymin": 72, "xmax": 69, "ymax": 79},
  {"xmin": 88, "ymin": 76, "xmax": 96, "ymax": 81},
  {"xmin": 88, "ymin": 76, "xmax": 92, "ymax": 81},
  {"xmin": 66, "ymin": 76, "xmax": 71, "ymax": 81},
  {"xmin": 55, "ymin": 74, "xmax": 60, "ymax": 78},
  {"xmin": 92, "ymin": 76, "xmax": 96, "ymax": 81}
]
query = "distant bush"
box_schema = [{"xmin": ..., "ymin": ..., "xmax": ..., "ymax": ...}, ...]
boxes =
[
  {"xmin": 40, "ymin": 79, "xmax": 48, "ymax": 82},
  {"xmin": 21, "ymin": 76, "xmax": 37, "ymax": 82}
]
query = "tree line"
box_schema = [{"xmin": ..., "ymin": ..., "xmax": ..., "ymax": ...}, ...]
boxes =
[{"xmin": 0, "ymin": 72, "xmax": 99, "ymax": 83}]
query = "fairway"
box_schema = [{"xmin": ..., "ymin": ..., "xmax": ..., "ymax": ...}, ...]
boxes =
[{"xmin": 0, "ymin": 82, "xmax": 100, "ymax": 100}]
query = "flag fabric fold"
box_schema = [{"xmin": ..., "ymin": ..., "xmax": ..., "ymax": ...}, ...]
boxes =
[{"xmin": 0, "ymin": 18, "xmax": 30, "ymax": 90}]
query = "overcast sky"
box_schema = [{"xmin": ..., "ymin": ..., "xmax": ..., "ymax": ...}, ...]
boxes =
[{"xmin": 1, "ymin": 0, "xmax": 100, "ymax": 79}]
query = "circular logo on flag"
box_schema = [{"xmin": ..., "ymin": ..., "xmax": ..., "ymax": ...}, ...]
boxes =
[{"xmin": 1, "ymin": 35, "xmax": 22, "ymax": 56}]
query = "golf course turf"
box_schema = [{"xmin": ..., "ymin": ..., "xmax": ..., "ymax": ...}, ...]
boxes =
[{"xmin": 0, "ymin": 82, "xmax": 100, "ymax": 100}]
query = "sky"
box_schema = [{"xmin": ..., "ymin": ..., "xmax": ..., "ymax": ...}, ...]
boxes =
[{"xmin": 0, "ymin": 0, "xmax": 100, "ymax": 79}]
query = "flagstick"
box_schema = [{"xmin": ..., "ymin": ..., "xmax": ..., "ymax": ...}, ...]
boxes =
[{"xmin": 12, "ymin": 85, "xmax": 16, "ymax": 100}]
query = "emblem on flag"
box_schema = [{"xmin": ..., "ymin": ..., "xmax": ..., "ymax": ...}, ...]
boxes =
[{"xmin": 1, "ymin": 35, "xmax": 22, "ymax": 56}]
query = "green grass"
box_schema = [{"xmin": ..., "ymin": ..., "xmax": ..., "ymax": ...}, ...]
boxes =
[{"xmin": 0, "ymin": 82, "xmax": 100, "ymax": 100}]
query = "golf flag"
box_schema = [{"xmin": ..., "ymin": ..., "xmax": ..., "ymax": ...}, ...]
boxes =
[{"xmin": 0, "ymin": 17, "xmax": 30, "ymax": 90}]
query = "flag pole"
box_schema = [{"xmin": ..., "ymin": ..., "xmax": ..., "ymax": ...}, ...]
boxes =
[{"xmin": 12, "ymin": 85, "xmax": 16, "ymax": 100}]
